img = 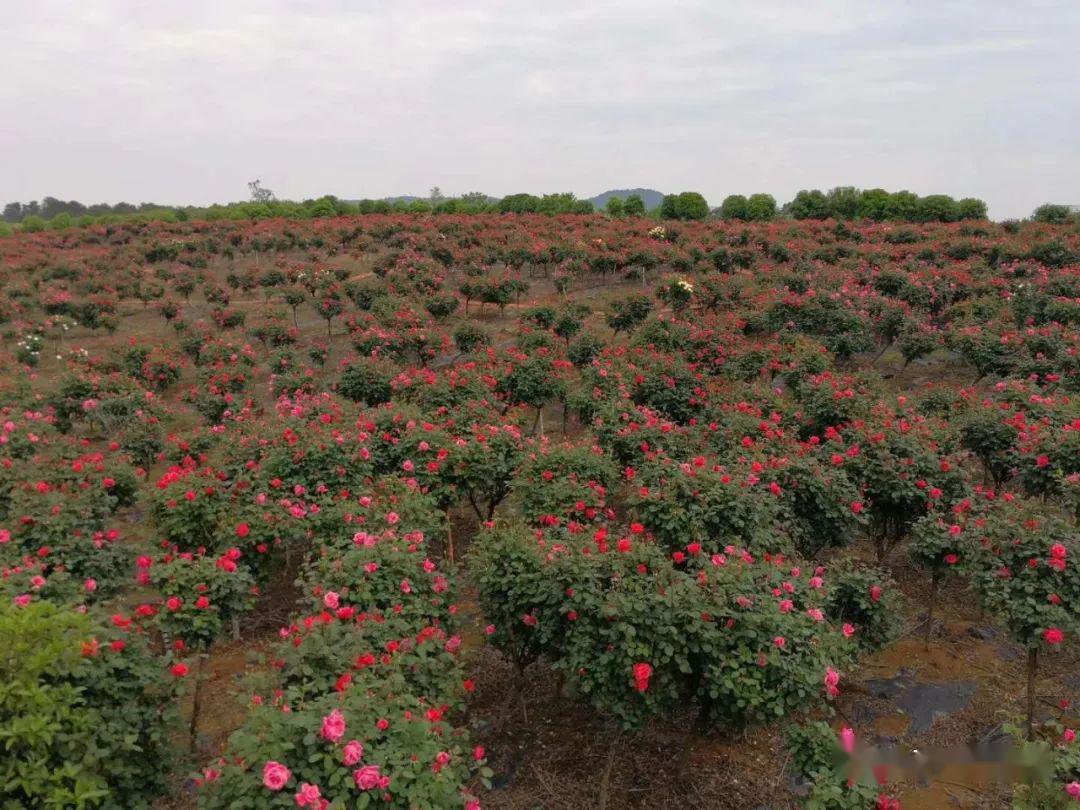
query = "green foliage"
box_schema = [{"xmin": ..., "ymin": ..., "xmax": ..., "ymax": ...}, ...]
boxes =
[
  {"xmin": 661, "ymin": 191, "xmax": 710, "ymax": 221},
  {"xmin": 470, "ymin": 525, "xmax": 859, "ymax": 730},
  {"xmin": 623, "ymin": 194, "xmax": 646, "ymax": 216},
  {"xmin": 451, "ymin": 322, "xmax": 490, "ymax": 354},
  {"xmin": 820, "ymin": 559, "xmax": 902, "ymax": 651},
  {"xmin": 1032, "ymin": 203, "xmax": 1073, "ymax": 225},
  {"xmin": 746, "ymin": 193, "xmax": 777, "ymax": 221},
  {"xmin": 967, "ymin": 498, "xmax": 1080, "ymax": 649},
  {"xmin": 151, "ymin": 550, "xmax": 256, "ymax": 649},
  {"xmin": 605, "ymin": 294, "xmax": 653, "ymax": 335},
  {"xmin": 198, "ymin": 680, "xmax": 485, "ymax": 810},
  {"xmin": 719, "ymin": 195, "xmax": 749, "ymax": 220},
  {"xmin": 786, "ymin": 722, "xmax": 883, "ymax": 809},
  {"xmin": 337, "ymin": 360, "xmax": 394, "ymax": 406},
  {"xmin": 0, "ymin": 602, "xmax": 177, "ymax": 809}
]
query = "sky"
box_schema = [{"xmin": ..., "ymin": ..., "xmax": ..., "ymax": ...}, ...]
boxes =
[{"xmin": 2, "ymin": 0, "xmax": 1077, "ymax": 219}]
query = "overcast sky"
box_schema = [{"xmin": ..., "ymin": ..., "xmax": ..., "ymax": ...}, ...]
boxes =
[{"xmin": 2, "ymin": 0, "xmax": 1077, "ymax": 218}]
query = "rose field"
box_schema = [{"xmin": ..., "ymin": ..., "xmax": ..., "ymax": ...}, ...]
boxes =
[{"xmin": 4, "ymin": 212, "xmax": 1080, "ymax": 809}]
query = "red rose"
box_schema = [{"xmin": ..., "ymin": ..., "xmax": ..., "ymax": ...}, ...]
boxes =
[{"xmin": 632, "ymin": 662, "xmax": 653, "ymax": 693}]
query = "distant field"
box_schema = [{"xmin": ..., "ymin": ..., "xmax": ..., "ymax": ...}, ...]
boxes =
[{"xmin": 2, "ymin": 213, "xmax": 1079, "ymax": 809}]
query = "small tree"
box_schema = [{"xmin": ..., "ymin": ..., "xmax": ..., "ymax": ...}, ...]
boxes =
[
  {"xmin": 1032, "ymin": 203, "xmax": 1072, "ymax": 224},
  {"xmin": 606, "ymin": 294, "xmax": 652, "ymax": 336},
  {"xmin": 720, "ymin": 194, "xmax": 749, "ymax": 220},
  {"xmin": 747, "ymin": 193, "xmax": 778, "ymax": 220},
  {"xmin": 248, "ymin": 179, "xmax": 275, "ymax": 203},
  {"xmin": 497, "ymin": 353, "xmax": 564, "ymax": 437},
  {"xmin": 151, "ymin": 550, "xmax": 255, "ymax": 751},
  {"xmin": 313, "ymin": 289, "xmax": 345, "ymax": 340},
  {"xmin": 281, "ymin": 286, "xmax": 306, "ymax": 327},
  {"xmin": 623, "ymin": 194, "xmax": 646, "ymax": 216},
  {"xmin": 968, "ymin": 498, "xmax": 1080, "ymax": 739}
]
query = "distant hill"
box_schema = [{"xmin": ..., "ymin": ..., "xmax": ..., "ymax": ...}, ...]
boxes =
[
  {"xmin": 343, "ymin": 190, "xmax": 665, "ymax": 210},
  {"xmin": 588, "ymin": 188, "xmax": 665, "ymax": 212}
]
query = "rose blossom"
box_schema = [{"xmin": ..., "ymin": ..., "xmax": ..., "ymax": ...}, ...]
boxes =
[
  {"xmin": 320, "ymin": 708, "xmax": 346, "ymax": 742},
  {"xmin": 343, "ymin": 739, "xmax": 364, "ymax": 766},
  {"xmin": 294, "ymin": 783, "xmax": 322, "ymax": 807},
  {"xmin": 262, "ymin": 761, "xmax": 291, "ymax": 791},
  {"xmin": 1044, "ymin": 627, "xmax": 1065, "ymax": 645},
  {"xmin": 632, "ymin": 662, "xmax": 653, "ymax": 693},
  {"xmin": 353, "ymin": 764, "xmax": 381, "ymax": 790}
]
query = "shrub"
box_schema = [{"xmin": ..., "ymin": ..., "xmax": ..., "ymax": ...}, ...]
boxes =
[
  {"xmin": 470, "ymin": 526, "xmax": 859, "ymax": 730},
  {"xmin": 198, "ymin": 679, "xmax": 487, "ymax": 810},
  {"xmin": 0, "ymin": 601, "xmax": 178, "ymax": 809},
  {"xmin": 337, "ymin": 360, "xmax": 394, "ymax": 406},
  {"xmin": 820, "ymin": 559, "xmax": 901, "ymax": 651}
]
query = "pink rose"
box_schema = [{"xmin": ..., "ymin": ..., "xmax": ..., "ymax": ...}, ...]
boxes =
[
  {"xmin": 294, "ymin": 783, "xmax": 321, "ymax": 807},
  {"xmin": 323, "ymin": 591, "xmax": 340, "ymax": 609},
  {"xmin": 262, "ymin": 761, "xmax": 291, "ymax": 791},
  {"xmin": 353, "ymin": 764, "xmax": 381, "ymax": 790},
  {"xmin": 343, "ymin": 739, "xmax": 364, "ymax": 766},
  {"xmin": 840, "ymin": 726, "xmax": 856, "ymax": 754},
  {"xmin": 824, "ymin": 667, "xmax": 840, "ymax": 699},
  {"xmin": 320, "ymin": 708, "xmax": 346, "ymax": 742}
]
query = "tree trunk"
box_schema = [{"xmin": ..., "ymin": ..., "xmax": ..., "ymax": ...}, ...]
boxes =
[
  {"xmin": 445, "ymin": 509, "xmax": 455, "ymax": 565},
  {"xmin": 1026, "ymin": 646, "xmax": 1038, "ymax": 741},
  {"xmin": 597, "ymin": 732, "xmax": 622, "ymax": 810},
  {"xmin": 925, "ymin": 572, "xmax": 939, "ymax": 650},
  {"xmin": 189, "ymin": 647, "xmax": 208, "ymax": 753}
]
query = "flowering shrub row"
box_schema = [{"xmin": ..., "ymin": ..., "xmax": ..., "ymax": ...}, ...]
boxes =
[
  {"xmin": 470, "ymin": 524, "xmax": 897, "ymax": 730},
  {"xmin": 197, "ymin": 485, "xmax": 488, "ymax": 809}
]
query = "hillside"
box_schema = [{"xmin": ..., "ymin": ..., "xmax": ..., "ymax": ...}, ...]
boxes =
[{"xmin": 587, "ymin": 187, "xmax": 665, "ymax": 211}]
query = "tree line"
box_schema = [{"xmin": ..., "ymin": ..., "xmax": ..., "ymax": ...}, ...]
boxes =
[{"xmin": 2, "ymin": 185, "xmax": 1072, "ymax": 233}]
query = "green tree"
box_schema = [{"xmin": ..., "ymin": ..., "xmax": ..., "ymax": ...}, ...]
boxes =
[
  {"xmin": 916, "ymin": 194, "xmax": 959, "ymax": 223},
  {"xmin": 719, "ymin": 194, "xmax": 749, "ymax": 220},
  {"xmin": 605, "ymin": 196, "xmax": 625, "ymax": 217},
  {"xmin": 857, "ymin": 188, "xmax": 891, "ymax": 220},
  {"xmin": 624, "ymin": 194, "xmax": 646, "ymax": 216},
  {"xmin": 787, "ymin": 189, "xmax": 831, "ymax": 220},
  {"xmin": 673, "ymin": 191, "xmax": 710, "ymax": 220},
  {"xmin": 1032, "ymin": 203, "xmax": 1071, "ymax": 224},
  {"xmin": 2, "ymin": 202, "xmax": 22, "ymax": 222},
  {"xmin": 21, "ymin": 214, "xmax": 47, "ymax": 232},
  {"xmin": 957, "ymin": 197, "xmax": 988, "ymax": 220},
  {"xmin": 606, "ymin": 294, "xmax": 653, "ymax": 335},
  {"xmin": 826, "ymin": 186, "xmax": 861, "ymax": 219},
  {"xmin": 885, "ymin": 190, "xmax": 920, "ymax": 221},
  {"xmin": 746, "ymin": 193, "xmax": 777, "ymax": 221},
  {"xmin": 499, "ymin": 193, "xmax": 541, "ymax": 214}
]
